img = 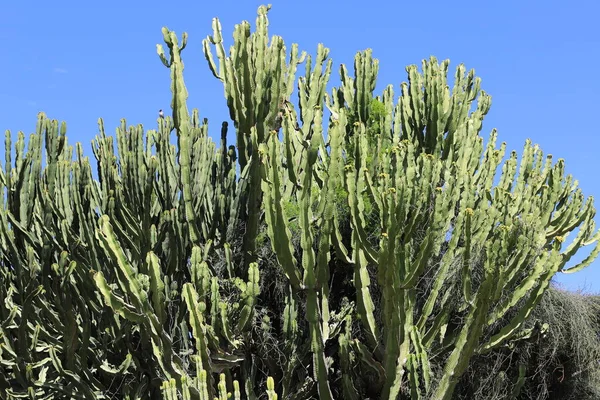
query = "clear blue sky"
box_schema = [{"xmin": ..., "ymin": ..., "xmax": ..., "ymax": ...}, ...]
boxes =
[{"xmin": 1, "ymin": 0, "xmax": 599, "ymax": 292}]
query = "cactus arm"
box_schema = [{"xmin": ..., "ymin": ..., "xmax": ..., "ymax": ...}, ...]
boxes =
[
  {"xmin": 236, "ymin": 262, "xmax": 260, "ymax": 332},
  {"xmin": 260, "ymin": 136, "xmax": 302, "ymax": 288},
  {"xmin": 182, "ymin": 283, "xmax": 212, "ymax": 376},
  {"xmin": 430, "ymin": 248, "xmax": 497, "ymax": 400},
  {"xmin": 158, "ymin": 28, "xmax": 200, "ymax": 245},
  {"xmin": 298, "ymin": 134, "xmax": 334, "ymax": 400}
]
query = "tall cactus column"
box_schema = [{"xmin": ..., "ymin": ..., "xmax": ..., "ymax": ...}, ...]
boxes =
[
  {"xmin": 157, "ymin": 28, "xmax": 201, "ymax": 246},
  {"xmin": 203, "ymin": 4, "xmax": 302, "ymax": 269}
]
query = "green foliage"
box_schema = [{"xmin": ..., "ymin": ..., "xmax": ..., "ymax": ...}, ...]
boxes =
[
  {"xmin": 367, "ymin": 98, "xmax": 387, "ymax": 133},
  {"xmin": 1, "ymin": 5, "xmax": 599, "ymax": 400}
]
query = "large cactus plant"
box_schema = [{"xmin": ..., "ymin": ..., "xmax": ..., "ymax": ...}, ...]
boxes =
[{"xmin": 0, "ymin": 5, "xmax": 597, "ymax": 400}]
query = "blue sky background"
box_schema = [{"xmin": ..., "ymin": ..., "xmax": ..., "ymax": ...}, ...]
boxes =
[{"xmin": 1, "ymin": 0, "xmax": 598, "ymax": 292}]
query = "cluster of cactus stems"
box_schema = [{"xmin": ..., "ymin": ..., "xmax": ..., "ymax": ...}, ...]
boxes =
[
  {"xmin": 1, "ymin": 4, "xmax": 599, "ymax": 400},
  {"xmin": 161, "ymin": 372, "xmax": 278, "ymax": 400}
]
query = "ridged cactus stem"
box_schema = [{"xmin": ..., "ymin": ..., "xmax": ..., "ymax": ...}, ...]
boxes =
[
  {"xmin": 431, "ymin": 241, "xmax": 498, "ymax": 400},
  {"xmin": 157, "ymin": 28, "xmax": 200, "ymax": 245}
]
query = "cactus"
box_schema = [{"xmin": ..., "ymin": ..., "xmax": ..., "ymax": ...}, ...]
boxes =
[
  {"xmin": 160, "ymin": 370, "xmax": 279, "ymax": 400},
  {"xmin": 1, "ymin": 5, "xmax": 598, "ymax": 400}
]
